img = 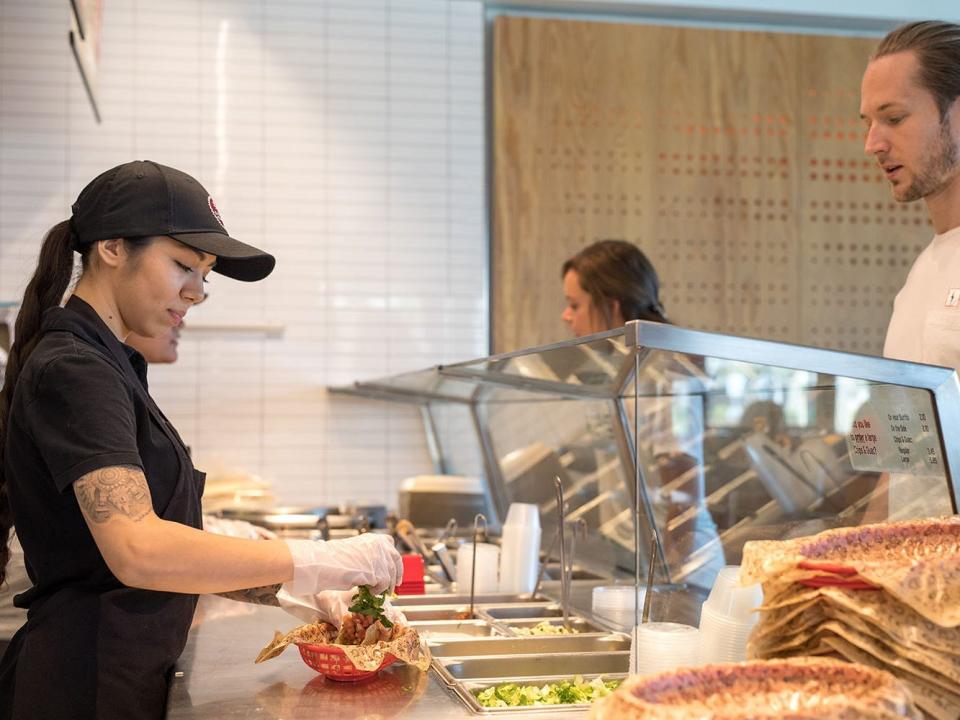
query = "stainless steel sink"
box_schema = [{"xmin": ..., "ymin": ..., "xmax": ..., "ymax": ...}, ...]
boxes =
[{"xmin": 428, "ymin": 634, "xmax": 630, "ymax": 657}]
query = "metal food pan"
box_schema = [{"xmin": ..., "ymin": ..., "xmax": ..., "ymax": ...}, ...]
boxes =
[
  {"xmin": 407, "ymin": 620, "xmax": 506, "ymax": 639},
  {"xmin": 429, "ymin": 635, "xmax": 630, "ymax": 658},
  {"xmin": 402, "ymin": 606, "xmax": 480, "ymax": 621},
  {"xmin": 482, "ymin": 604, "xmax": 566, "ymax": 620},
  {"xmin": 392, "ymin": 592, "xmax": 544, "ymax": 607},
  {"xmin": 502, "ymin": 617, "xmax": 608, "ymax": 635},
  {"xmin": 436, "ymin": 652, "xmax": 629, "ymax": 683},
  {"xmin": 452, "ymin": 673, "xmax": 627, "ymax": 715}
]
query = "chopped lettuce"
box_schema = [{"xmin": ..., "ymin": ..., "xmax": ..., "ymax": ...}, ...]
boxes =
[
  {"xmin": 510, "ymin": 621, "xmax": 580, "ymax": 636},
  {"xmin": 473, "ymin": 676, "xmax": 621, "ymax": 708}
]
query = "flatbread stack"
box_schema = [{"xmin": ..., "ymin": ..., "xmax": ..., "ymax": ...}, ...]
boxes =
[
  {"xmin": 588, "ymin": 657, "xmax": 919, "ymax": 719},
  {"xmin": 740, "ymin": 516, "xmax": 960, "ymax": 720}
]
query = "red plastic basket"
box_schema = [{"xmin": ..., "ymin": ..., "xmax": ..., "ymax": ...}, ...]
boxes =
[{"xmin": 296, "ymin": 642, "xmax": 398, "ymax": 682}]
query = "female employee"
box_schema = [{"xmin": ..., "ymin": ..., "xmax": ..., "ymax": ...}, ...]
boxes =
[
  {"xmin": 0, "ymin": 161, "xmax": 403, "ymax": 719},
  {"xmin": 561, "ymin": 240, "xmax": 723, "ymax": 586}
]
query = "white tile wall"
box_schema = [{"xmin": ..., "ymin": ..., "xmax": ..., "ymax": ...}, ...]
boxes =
[{"xmin": 0, "ymin": 0, "xmax": 487, "ymax": 507}]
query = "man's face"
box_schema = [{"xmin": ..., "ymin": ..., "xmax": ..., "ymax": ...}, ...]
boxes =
[{"xmin": 860, "ymin": 50, "xmax": 960, "ymax": 203}]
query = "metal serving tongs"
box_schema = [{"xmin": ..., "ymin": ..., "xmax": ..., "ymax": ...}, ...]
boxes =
[
  {"xmin": 633, "ymin": 528, "xmax": 659, "ymax": 675},
  {"xmin": 429, "ymin": 518, "xmax": 459, "ymax": 582},
  {"xmin": 468, "ymin": 513, "xmax": 488, "ymax": 620},
  {"xmin": 554, "ymin": 477, "xmax": 588, "ymax": 631}
]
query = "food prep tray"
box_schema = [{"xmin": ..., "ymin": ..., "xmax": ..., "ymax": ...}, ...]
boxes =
[
  {"xmin": 409, "ymin": 620, "xmax": 507, "ymax": 639},
  {"xmin": 482, "ymin": 604, "xmax": 568, "ymax": 620},
  {"xmin": 502, "ymin": 617, "xmax": 607, "ymax": 635},
  {"xmin": 436, "ymin": 652, "xmax": 629, "ymax": 683},
  {"xmin": 428, "ymin": 634, "xmax": 630, "ymax": 658},
  {"xmin": 404, "ymin": 596, "xmax": 629, "ymax": 713},
  {"xmin": 452, "ymin": 673, "xmax": 629, "ymax": 715},
  {"xmin": 392, "ymin": 592, "xmax": 546, "ymax": 607}
]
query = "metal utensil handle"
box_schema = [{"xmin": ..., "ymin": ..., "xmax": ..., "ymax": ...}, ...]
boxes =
[
  {"xmin": 641, "ymin": 527, "xmax": 657, "ymax": 624},
  {"xmin": 554, "ymin": 477, "xmax": 569, "ymax": 630},
  {"xmin": 469, "ymin": 513, "xmax": 487, "ymax": 619}
]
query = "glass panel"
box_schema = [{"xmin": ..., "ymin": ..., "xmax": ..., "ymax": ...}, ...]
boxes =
[
  {"xmin": 479, "ymin": 395, "xmax": 637, "ymax": 575},
  {"xmin": 622, "ymin": 350, "xmax": 952, "ymax": 593},
  {"xmin": 357, "ymin": 367, "xmax": 477, "ymax": 401},
  {"xmin": 430, "ymin": 402, "xmax": 486, "ymax": 481},
  {"xmin": 447, "ymin": 332, "xmax": 629, "ymax": 394}
]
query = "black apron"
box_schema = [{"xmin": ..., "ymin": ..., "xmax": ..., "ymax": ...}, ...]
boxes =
[{"xmin": 0, "ymin": 300, "xmax": 205, "ymax": 719}]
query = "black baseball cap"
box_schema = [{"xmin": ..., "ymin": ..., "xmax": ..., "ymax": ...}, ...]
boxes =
[{"xmin": 70, "ymin": 160, "xmax": 275, "ymax": 282}]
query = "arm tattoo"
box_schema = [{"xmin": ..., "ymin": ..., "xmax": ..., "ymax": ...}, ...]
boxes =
[
  {"xmin": 217, "ymin": 583, "xmax": 282, "ymax": 606},
  {"xmin": 75, "ymin": 465, "xmax": 153, "ymax": 524}
]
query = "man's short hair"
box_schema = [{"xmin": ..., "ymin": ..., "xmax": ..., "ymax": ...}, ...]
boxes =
[{"xmin": 874, "ymin": 20, "xmax": 960, "ymax": 119}]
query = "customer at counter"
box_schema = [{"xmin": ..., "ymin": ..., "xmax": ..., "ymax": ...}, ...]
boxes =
[
  {"xmin": 860, "ymin": 21, "xmax": 960, "ymax": 518},
  {"xmin": 863, "ymin": 21, "xmax": 960, "ymax": 367},
  {"xmin": 561, "ymin": 240, "xmax": 724, "ymax": 584},
  {"xmin": 0, "ymin": 161, "xmax": 402, "ymax": 719}
]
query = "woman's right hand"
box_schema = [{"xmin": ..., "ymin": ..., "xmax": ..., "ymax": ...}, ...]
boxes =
[{"xmin": 284, "ymin": 533, "xmax": 403, "ymax": 596}]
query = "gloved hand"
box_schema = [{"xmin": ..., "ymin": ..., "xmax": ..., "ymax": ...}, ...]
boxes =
[
  {"xmin": 284, "ymin": 533, "xmax": 403, "ymax": 596},
  {"xmin": 277, "ymin": 586, "xmax": 408, "ymax": 627}
]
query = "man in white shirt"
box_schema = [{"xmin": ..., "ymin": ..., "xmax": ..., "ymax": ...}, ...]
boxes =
[
  {"xmin": 861, "ymin": 21, "xmax": 960, "ymax": 366},
  {"xmin": 860, "ymin": 22, "xmax": 960, "ymax": 519}
]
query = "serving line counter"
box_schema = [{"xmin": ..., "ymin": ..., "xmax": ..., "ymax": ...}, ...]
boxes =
[
  {"xmin": 166, "ymin": 582, "xmax": 623, "ymax": 719},
  {"xmin": 168, "ymin": 321, "xmax": 960, "ymax": 717}
]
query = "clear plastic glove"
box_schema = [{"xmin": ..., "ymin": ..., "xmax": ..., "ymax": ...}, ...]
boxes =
[
  {"xmin": 277, "ymin": 586, "xmax": 408, "ymax": 627},
  {"xmin": 284, "ymin": 533, "xmax": 403, "ymax": 596}
]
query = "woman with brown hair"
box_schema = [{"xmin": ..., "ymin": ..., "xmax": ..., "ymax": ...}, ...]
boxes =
[
  {"xmin": 0, "ymin": 161, "xmax": 402, "ymax": 719},
  {"xmin": 560, "ymin": 240, "xmax": 723, "ymax": 586},
  {"xmin": 561, "ymin": 239, "xmax": 667, "ymax": 337}
]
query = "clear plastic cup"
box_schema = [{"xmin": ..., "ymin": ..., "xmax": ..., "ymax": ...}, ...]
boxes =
[
  {"xmin": 630, "ymin": 622, "xmax": 700, "ymax": 675},
  {"xmin": 698, "ymin": 603, "xmax": 755, "ymax": 663},
  {"xmin": 504, "ymin": 502, "xmax": 540, "ymax": 528},
  {"xmin": 592, "ymin": 586, "xmax": 646, "ymax": 631},
  {"xmin": 697, "ymin": 565, "xmax": 762, "ymax": 664},
  {"xmin": 703, "ymin": 566, "xmax": 762, "ymax": 620},
  {"xmin": 456, "ymin": 542, "xmax": 500, "ymax": 594}
]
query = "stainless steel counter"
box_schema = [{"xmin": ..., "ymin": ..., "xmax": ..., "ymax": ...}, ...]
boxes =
[
  {"xmin": 165, "ymin": 582, "xmax": 702, "ymax": 719},
  {"xmin": 165, "ymin": 601, "xmax": 591, "ymax": 720}
]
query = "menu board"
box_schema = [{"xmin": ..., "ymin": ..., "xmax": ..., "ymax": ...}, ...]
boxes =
[{"xmin": 845, "ymin": 385, "xmax": 944, "ymax": 476}]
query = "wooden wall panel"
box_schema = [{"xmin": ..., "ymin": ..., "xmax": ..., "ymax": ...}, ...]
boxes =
[{"xmin": 492, "ymin": 17, "xmax": 931, "ymax": 354}]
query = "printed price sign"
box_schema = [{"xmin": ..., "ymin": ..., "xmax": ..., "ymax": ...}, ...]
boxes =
[{"xmin": 845, "ymin": 386, "xmax": 944, "ymax": 476}]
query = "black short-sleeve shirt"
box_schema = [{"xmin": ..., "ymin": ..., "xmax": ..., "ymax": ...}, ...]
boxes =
[{"xmin": 0, "ymin": 296, "xmax": 205, "ymax": 720}]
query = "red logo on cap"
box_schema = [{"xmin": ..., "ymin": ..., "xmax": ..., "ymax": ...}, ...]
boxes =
[{"xmin": 208, "ymin": 196, "xmax": 225, "ymax": 229}]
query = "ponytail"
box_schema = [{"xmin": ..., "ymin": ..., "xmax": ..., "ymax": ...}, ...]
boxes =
[{"xmin": 0, "ymin": 220, "xmax": 76, "ymax": 584}]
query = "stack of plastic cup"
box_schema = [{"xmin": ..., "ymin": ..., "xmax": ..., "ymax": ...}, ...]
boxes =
[
  {"xmin": 698, "ymin": 565, "xmax": 763, "ymax": 664},
  {"xmin": 456, "ymin": 542, "xmax": 500, "ymax": 594},
  {"xmin": 498, "ymin": 503, "xmax": 541, "ymax": 594},
  {"xmin": 592, "ymin": 586, "xmax": 646, "ymax": 631},
  {"xmin": 630, "ymin": 622, "xmax": 700, "ymax": 675}
]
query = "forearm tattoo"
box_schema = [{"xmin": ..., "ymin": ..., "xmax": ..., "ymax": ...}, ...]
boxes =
[
  {"xmin": 216, "ymin": 583, "xmax": 282, "ymax": 606},
  {"xmin": 75, "ymin": 465, "xmax": 153, "ymax": 524}
]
